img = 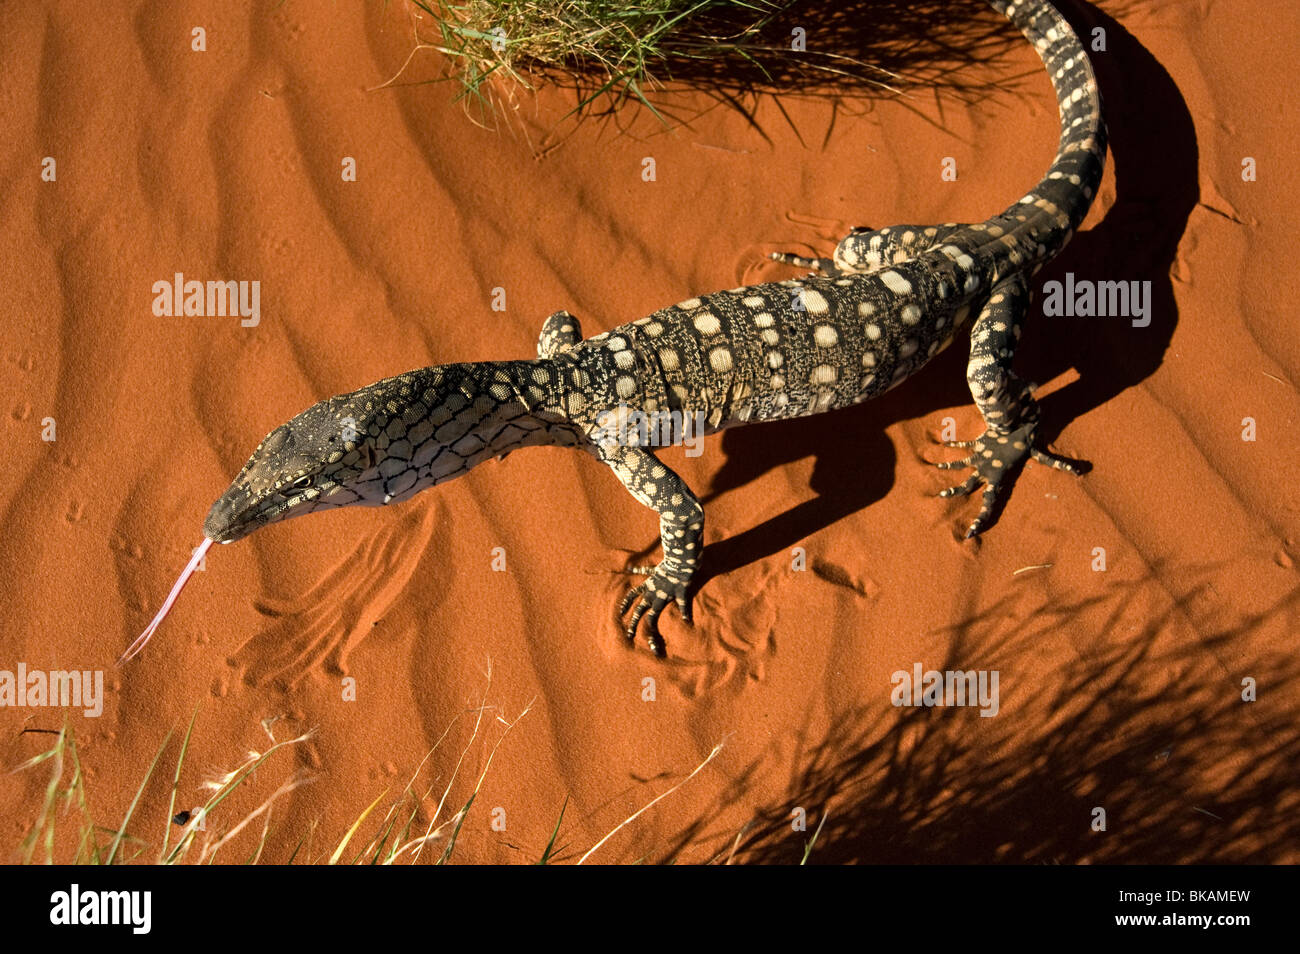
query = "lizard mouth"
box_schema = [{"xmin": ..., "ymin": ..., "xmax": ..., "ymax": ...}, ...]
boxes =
[
  {"xmin": 203, "ymin": 478, "xmax": 341, "ymax": 543},
  {"xmin": 202, "ymin": 483, "xmax": 295, "ymax": 543},
  {"xmin": 202, "ymin": 490, "xmax": 263, "ymax": 544}
]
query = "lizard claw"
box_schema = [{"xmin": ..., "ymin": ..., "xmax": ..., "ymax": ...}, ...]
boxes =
[
  {"xmin": 934, "ymin": 422, "xmax": 1084, "ymax": 538},
  {"xmin": 618, "ymin": 564, "xmax": 692, "ymax": 656}
]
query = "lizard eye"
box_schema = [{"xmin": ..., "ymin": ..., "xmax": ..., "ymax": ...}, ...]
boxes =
[{"xmin": 290, "ymin": 474, "xmax": 315, "ymax": 491}]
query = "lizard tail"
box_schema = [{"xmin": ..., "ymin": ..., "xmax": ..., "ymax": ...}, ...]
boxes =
[{"xmin": 986, "ymin": 0, "xmax": 1107, "ymax": 278}]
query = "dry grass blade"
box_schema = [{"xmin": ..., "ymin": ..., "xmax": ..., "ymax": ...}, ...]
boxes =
[
  {"xmin": 578, "ymin": 741, "xmax": 724, "ymax": 864},
  {"xmin": 106, "ymin": 728, "xmax": 174, "ymax": 865},
  {"xmin": 330, "ymin": 789, "xmax": 389, "ymax": 865},
  {"xmin": 12, "ymin": 673, "xmax": 708, "ymax": 865},
  {"xmin": 160, "ymin": 707, "xmax": 199, "ymax": 861}
]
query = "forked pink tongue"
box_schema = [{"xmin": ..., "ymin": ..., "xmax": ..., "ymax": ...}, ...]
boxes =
[{"xmin": 118, "ymin": 537, "xmax": 215, "ymax": 665}]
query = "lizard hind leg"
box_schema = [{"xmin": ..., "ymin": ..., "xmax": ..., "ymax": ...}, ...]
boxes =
[
  {"xmin": 538, "ymin": 310, "xmax": 583, "ymax": 358},
  {"xmin": 935, "ymin": 274, "xmax": 1086, "ymax": 538}
]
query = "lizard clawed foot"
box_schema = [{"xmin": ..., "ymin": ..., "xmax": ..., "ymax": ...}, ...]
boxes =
[
  {"xmin": 617, "ymin": 563, "xmax": 693, "ymax": 657},
  {"xmin": 934, "ymin": 422, "xmax": 1084, "ymax": 538}
]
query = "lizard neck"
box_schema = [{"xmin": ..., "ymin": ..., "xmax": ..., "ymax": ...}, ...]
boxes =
[{"xmin": 394, "ymin": 359, "xmax": 580, "ymax": 489}]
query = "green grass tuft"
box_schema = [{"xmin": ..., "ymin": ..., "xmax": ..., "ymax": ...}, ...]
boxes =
[{"xmin": 377, "ymin": 0, "xmax": 900, "ymax": 125}]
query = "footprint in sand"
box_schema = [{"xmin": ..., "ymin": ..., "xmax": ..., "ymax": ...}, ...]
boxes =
[{"xmin": 230, "ymin": 499, "xmax": 440, "ymax": 687}]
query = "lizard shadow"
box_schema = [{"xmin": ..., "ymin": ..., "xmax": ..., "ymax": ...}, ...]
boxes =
[
  {"xmin": 696, "ymin": 346, "xmax": 972, "ymax": 587},
  {"xmin": 1023, "ymin": 0, "xmax": 1194, "ymax": 449},
  {"xmin": 694, "ymin": 0, "xmax": 1195, "ymax": 585}
]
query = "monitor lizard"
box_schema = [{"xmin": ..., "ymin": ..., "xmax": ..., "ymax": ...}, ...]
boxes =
[{"xmin": 128, "ymin": 0, "xmax": 1105, "ymax": 661}]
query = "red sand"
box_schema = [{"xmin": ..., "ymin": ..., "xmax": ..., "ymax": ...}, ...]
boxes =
[{"xmin": 1, "ymin": 0, "xmax": 1297, "ymax": 863}]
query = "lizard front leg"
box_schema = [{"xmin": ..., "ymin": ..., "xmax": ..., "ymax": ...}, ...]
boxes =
[
  {"xmin": 937, "ymin": 273, "xmax": 1084, "ymax": 537},
  {"xmin": 538, "ymin": 310, "xmax": 582, "ymax": 358},
  {"xmin": 591, "ymin": 442, "xmax": 703, "ymax": 656}
]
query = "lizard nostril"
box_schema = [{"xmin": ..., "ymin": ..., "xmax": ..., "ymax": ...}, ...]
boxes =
[{"xmin": 202, "ymin": 488, "xmax": 244, "ymax": 541}]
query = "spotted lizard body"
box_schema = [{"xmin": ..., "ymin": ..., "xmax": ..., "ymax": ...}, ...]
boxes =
[{"xmin": 187, "ymin": 0, "xmax": 1106, "ymax": 659}]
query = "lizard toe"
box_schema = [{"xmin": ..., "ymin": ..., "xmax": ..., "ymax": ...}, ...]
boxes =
[
  {"xmin": 770, "ymin": 251, "xmax": 811, "ymax": 267},
  {"xmin": 936, "ymin": 456, "xmax": 977, "ymax": 472},
  {"xmin": 936, "ymin": 420, "xmax": 1086, "ymax": 535},
  {"xmin": 619, "ymin": 582, "xmax": 647, "ymax": 618},
  {"xmin": 965, "ymin": 484, "xmax": 1002, "ymax": 538},
  {"xmin": 620, "ymin": 588, "xmax": 667, "ymax": 657},
  {"xmin": 939, "ymin": 473, "xmax": 981, "ymax": 498},
  {"xmin": 618, "ymin": 565, "xmax": 691, "ymax": 655},
  {"xmin": 676, "ymin": 593, "xmax": 693, "ymax": 626},
  {"xmin": 934, "ymin": 436, "xmax": 978, "ymax": 449},
  {"xmin": 1031, "ymin": 447, "xmax": 1083, "ymax": 474}
]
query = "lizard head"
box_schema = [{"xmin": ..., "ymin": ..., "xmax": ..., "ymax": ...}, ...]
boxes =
[
  {"xmin": 201, "ymin": 364, "xmax": 543, "ymax": 545},
  {"xmin": 202, "ymin": 390, "xmax": 386, "ymax": 544}
]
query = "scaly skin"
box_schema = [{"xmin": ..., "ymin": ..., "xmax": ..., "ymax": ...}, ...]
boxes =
[{"xmin": 202, "ymin": 0, "xmax": 1105, "ymax": 656}]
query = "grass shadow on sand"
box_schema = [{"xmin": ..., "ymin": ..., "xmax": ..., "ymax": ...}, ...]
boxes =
[{"xmin": 660, "ymin": 575, "xmax": 1300, "ymax": 863}]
